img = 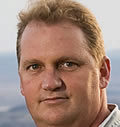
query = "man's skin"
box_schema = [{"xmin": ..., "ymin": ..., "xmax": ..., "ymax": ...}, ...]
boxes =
[{"xmin": 19, "ymin": 20, "xmax": 110, "ymax": 127}]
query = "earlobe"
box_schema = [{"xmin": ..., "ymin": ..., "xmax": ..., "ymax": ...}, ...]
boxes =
[{"xmin": 99, "ymin": 56, "xmax": 111, "ymax": 89}]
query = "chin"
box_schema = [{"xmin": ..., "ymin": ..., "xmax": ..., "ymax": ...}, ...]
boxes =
[{"xmin": 33, "ymin": 107, "xmax": 72, "ymax": 126}]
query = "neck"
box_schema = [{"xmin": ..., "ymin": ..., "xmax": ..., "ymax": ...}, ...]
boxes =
[{"xmin": 90, "ymin": 90, "xmax": 111, "ymax": 127}]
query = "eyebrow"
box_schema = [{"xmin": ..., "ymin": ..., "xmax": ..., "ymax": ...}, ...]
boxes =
[
  {"xmin": 20, "ymin": 56, "xmax": 85, "ymax": 69},
  {"xmin": 21, "ymin": 59, "xmax": 44, "ymax": 69},
  {"xmin": 55, "ymin": 56, "xmax": 85, "ymax": 64}
]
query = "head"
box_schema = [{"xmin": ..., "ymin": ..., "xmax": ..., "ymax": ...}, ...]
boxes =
[{"xmin": 17, "ymin": 0, "xmax": 111, "ymax": 127}]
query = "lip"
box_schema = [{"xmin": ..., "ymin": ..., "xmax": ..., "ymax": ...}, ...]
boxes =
[{"xmin": 40, "ymin": 96, "xmax": 69, "ymax": 105}]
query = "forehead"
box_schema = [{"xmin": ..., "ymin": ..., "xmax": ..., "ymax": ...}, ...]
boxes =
[
  {"xmin": 20, "ymin": 21, "xmax": 90, "ymax": 61},
  {"xmin": 21, "ymin": 20, "xmax": 87, "ymax": 43}
]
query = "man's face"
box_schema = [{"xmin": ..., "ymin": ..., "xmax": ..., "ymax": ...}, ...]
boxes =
[{"xmin": 19, "ymin": 21, "xmax": 102, "ymax": 126}]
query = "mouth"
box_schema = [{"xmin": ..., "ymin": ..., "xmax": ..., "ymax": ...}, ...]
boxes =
[{"xmin": 40, "ymin": 96, "xmax": 69, "ymax": 105}]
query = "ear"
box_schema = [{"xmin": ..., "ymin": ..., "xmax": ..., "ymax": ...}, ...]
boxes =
[
  {"xmin": 20, "ymin": 82, "xmax": 25, "ymax": 96},
  {"xmin": 19, "ymin": 71, "xmax": 25, "ymax": 96},
  {"xmin": 99, "ymin": 56, "xmax": 111, "ymax": 89}
]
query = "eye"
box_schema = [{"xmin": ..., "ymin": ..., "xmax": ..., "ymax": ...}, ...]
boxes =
[
  {"xmin": 27, "ymin": 64, "xmax": 41, "ymax": 71},
  {"xmin": 58, "ymin": 61, "xmax": 79, "ymax": 71},
  {"xmin": 63, "ymin": 62, "xmax": 75, "ymax": 67}
]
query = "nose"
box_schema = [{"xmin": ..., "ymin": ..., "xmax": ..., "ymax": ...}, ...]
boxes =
[{"xmin": 41, "ymin": 70, "xmax": 63, "ymax": 91}]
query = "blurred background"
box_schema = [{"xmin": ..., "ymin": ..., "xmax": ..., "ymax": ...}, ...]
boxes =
[{"xmin": 0, "ymin": 0, "xmax": 120, "ymax": 127}]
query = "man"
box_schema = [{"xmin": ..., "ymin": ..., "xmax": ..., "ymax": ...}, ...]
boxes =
[{"xmin": 16, "ymin": 0, "xmax": 120, "ymax": 126}]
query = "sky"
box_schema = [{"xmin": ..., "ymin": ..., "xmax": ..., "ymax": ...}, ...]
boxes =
[{"xmin": 0, "ymin": 0, "xmax": 120, "ymax": 53}]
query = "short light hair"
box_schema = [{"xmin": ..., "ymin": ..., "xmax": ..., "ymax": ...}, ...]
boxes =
[{"xmin": 17, "ymin": 0, "xmax": 105, "ymax": 65}]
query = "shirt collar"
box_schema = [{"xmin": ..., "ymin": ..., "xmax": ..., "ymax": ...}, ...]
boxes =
[{"xmin": 99, "ymin": 104, "xmax": 119, "ymax": 127}]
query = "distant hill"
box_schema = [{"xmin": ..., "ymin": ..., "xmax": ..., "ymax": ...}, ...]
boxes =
[
  {"xmin": 106, "ymin": 50, "xmax": 120, "ymax": 106},
  {"xmin": 0, "ymin": 105, "xmax": 35, "ymax": 127},
  {"xmin": 0, "ymin": 50, "xmax": 120, "ymax": 127},
  {"xmin": 0, "ymin": 53, "xmax": 19, "ymax": 84}
]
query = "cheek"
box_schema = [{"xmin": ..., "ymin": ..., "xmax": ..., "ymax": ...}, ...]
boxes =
[
  {"xmin": 63, "ymin": 70, "xmax": 91, "ymax": 90},
  {"xmin": 62, "ymin": 69, "xmax": 100, "ymax": 98},
  {"xmin": 20, "ymin": 74, "xmax": 40, "ymax": 98},
  {"xmin": 63, "ymin": 70, "xmax": 100, "ymax": 113},
  {"xmin": 21, "ymin": 77, "xmax": 41, "ymax": 113}
]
